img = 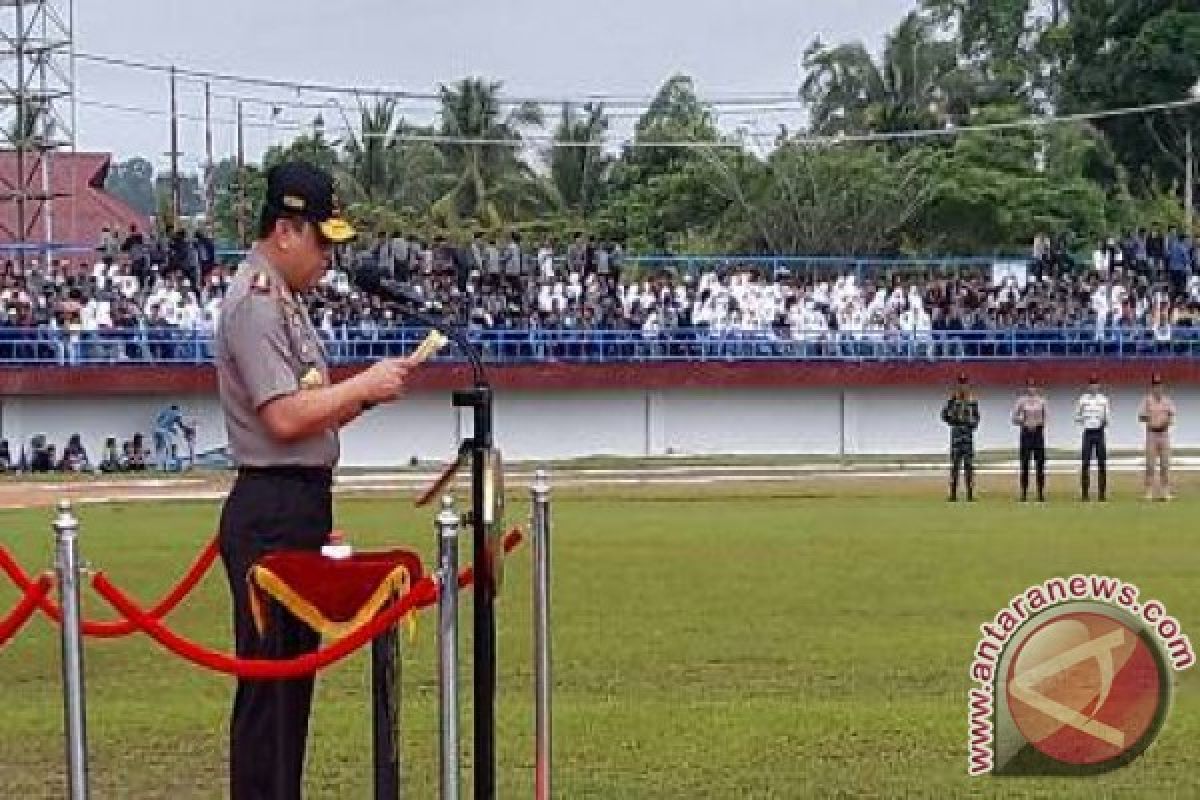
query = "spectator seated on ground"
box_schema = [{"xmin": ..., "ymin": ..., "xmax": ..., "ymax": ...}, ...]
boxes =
[
  {"xmin": 29, "ymin": 434, "xmax": 52, "ymax": 473},
  {"xmin": 0, "ymin": 439, "xmax": 10, "ymax": 473},
  {"xmin": 99, "ymin": 436, "xmax": 123, "ymax": 473},
  {"xmin": 126, "ymin": 434, "xmax": 148, "ymax": 471},
  {"xmin": 58, "ymin": 433, "xmax": 90, "ymax": 473}
]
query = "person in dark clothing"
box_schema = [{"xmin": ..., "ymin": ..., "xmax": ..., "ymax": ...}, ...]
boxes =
[
  {"xmin": 941, "ymin": 373, "xmax": 981, "ymax": 502},
  {"xmin": 1011, "ymin": 378, "xmax": 1048, "ymax": 502}
]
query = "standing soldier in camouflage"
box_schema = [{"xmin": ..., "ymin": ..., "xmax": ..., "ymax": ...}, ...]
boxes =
[{"xmin": 941, "ymin": 373, "xmax": 981, "ymax": 502}]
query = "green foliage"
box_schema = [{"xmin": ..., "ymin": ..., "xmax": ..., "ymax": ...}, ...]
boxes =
[
  {"xmin": 105, "ymin": 157, "xmax": 156, "ymax": 216},
  {"xmin": 430, "ymin": 77, "xmax": 548, "ymax": 227},
  {"xmin": 1059, "ymin": 2, "xmax": 1200, "ymax": 191},
  {"xmin": 113, "ymin": 1, "xmax": 1200, "ymax": 255},
  {"xmin": 735, "ymin": 143, "xmax": 941, "ymax": 254},
  {"xmin": 917, "ymin": 111, "xmax": 1112, "ymax": 251},
  {"xmin": 549, "ymin": 103, "xmax": 611, "ymax": 216},
  {"xmin": 801, "ymin": 12, "xmax": 972, "ymax": 135}
]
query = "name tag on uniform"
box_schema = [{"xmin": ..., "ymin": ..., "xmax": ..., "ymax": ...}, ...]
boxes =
[{"xmin": 300, "ymin": 367, "xmax": 325, "ymax": 390}]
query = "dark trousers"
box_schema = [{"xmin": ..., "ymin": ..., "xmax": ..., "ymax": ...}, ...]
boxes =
[
  {"xmin": 219, "ymin": 467, "xmax": 333, "ymax": 800},
  {"xmin": 950, "ymin": 445, "xmax": 975, "ymax": 500},
  {"xmin": 1081, "ymin": 429, "xmax": 1107, "ymax": 500},
  {"xmin": 1019, "ymin": 428, "xmax": 1046, "ymax": 500}
]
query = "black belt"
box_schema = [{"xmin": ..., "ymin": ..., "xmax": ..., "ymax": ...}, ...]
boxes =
[
  {"xmin": 1149, "ymin": 426, "xmax": 1169, "ymax": 434},
  {"xmin": 236, "ymin": 465, "xmax": 334, "ymax": 485}
]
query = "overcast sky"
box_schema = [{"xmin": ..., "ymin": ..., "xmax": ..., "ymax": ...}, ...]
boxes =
[{"xmin": 73, "ymin": 0, "xmax": 916, "ymax": 171}]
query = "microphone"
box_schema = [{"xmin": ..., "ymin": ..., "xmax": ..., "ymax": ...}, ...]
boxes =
[
  {"xmin": 352, "ymin": 266, "xmax": 427, "ymax": 309},
  {"xmin": 349, "ymin": 265, "xmax": 487, "ymax": 386}
]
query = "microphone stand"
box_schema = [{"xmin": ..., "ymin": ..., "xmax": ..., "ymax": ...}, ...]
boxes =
[{"xmin": 384, "ymin": 300, "xmax": 498, "ymax": 800}]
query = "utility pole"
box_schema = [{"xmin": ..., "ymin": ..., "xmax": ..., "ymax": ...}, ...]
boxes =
[
  {"xmin": 168, "ymin": 64, "xmax": 181, "ymax": 227},
  {"xmin": 204, "ymin": 82, "xmax": 214, "ymax": 225},
  {"xmin": 14, "ymin": 0, "xmax": 27, "ymax": 270},
  {"xmin": 236, "ymin": 99, "xmax": 246, "ymax": 248},
  {"xmin": 1187, "ymin": 127, "xmax": 1194, "ymax": 238}
]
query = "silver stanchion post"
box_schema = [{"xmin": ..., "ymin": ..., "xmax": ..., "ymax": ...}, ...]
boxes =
[
  {"xmin": 436, "ymin": 495, "xmax": 461, "ymax": 800},
  {"xmin": 53, "ymin": 499, "xmax": 89, "ymax": 800},
  {"xmin": 531, "ymin": 469, "xmax": 552, "ymax": 800}
]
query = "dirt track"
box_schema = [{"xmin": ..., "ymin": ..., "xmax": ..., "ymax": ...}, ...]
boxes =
[{"xmin": 2, "ymin": 456, "xmax": 1197, "ymax": 510}]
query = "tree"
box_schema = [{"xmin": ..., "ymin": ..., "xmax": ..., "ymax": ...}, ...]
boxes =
[
  {"xmin": 430, "ymin": 77, "xmax": 547, "ymax": 226},
  {"xmin": 106, "ymin": 157, "xmax": 156, "ymax": 215},
  {"xmin": 154, "ymin": 172, "xmax": 205, "ymax": 219},
  {"xmin": 915, "ymin": 108, "xmax": 1111, "ymax": 251},
  {"xmin": 548, "ymin": 103, "xmax": 611, "ymax": 216},
  {"xmin": 1059, "ymin": 3, "xmax": 1200, "ymax": 192},
  {"xmin": 922, "ymin": 0, "xmax": 1048, "ymax": 104},
  {"xmin": 264, "ymin": 115, "xmax": 340, "ymax": 174},
  {"xmin": 800, "ymin": 12, "xmax": 973, "ymax": 136},
  {"xmin": 602, "ymin": 74, "xmax": 750, "ymax": 251},
  {"xmin": 210, "ymin": 157, "xmax": 265, "ymax": 246},
  {"xmin": 732, "ymin": 142, "xmax": 941, "ymax": 254}
]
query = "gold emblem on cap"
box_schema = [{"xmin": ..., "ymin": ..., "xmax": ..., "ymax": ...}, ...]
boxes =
[
  {"xmin": 300, "ymin": 367, "xmax": 324, "ymax": 390},
  {"xmin": 282, "ymin": 194, "xmax": 306, "ymax": 210}
]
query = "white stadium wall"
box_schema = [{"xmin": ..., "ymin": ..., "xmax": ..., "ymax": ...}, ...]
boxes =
[{"xmin": 4, "ymin": 384, "xmax": 1200, "ymax": 466}]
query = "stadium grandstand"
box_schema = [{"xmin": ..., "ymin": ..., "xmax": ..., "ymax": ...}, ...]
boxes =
[{"xmin": 0, "ymin": 228, "xmax": 1195, "ymax": 365}]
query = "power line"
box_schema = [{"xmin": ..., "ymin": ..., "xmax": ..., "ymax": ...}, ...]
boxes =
[
  {"xmin": 77, "ymin": 91, "xmax": 1200, "ymax": 151},
  {"xmin": 75, "ymin": 50, "xmax": 803, "ymax": 109},
  {"xmin": 72, "ymin": 51, "xmax": 1200, "ymax": 151}
]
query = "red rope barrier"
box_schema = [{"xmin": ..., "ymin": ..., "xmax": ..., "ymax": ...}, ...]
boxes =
[
  {"xmin": 88, "ymin": 528, "xmax": 525, "ymax": 680},
  {"xmin": 0, "ymin": 573, "xmax": 53, "ymax": 648},
  {"xmin": 0, "ymin": 539, "xmax": 220, "ymax": 638},
  {"xmin": 92, "ymin": 572, "xmax": 439, "ymax": 678}
]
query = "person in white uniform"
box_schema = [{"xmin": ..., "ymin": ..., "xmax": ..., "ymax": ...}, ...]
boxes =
[{"xmin": 1074, "ymin": 375, "xmax": 1111, "ymax": 502}]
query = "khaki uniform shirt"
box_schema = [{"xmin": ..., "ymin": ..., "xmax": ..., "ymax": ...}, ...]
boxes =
[
  {"xmin": 1012, "ymin": 394, "xmax": 1047, "ymax": 430},
  {"xmin": 1139, "ymin": 394, "xmax": 1176, "ymax": 433},
  {"xmin": 215, "ymin": 246, "xmax": 338, "ymax": 467}
]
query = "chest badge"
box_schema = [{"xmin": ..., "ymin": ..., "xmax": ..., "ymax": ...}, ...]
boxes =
[{"xmin": 300, "ymin": 367, "xmax": 325, "ymax": 390}]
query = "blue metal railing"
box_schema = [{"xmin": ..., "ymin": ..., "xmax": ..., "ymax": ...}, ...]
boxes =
[{"xmin": 0, "ymin": 326, "xmax": 1194, "ymax": 366}]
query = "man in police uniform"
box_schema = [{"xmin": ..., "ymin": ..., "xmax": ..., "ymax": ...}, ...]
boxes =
[
  {"xmin": 1138, "ymin": 373, "xmax": 1177, "ymax": 501},
  {"xmin": 941, "ymin": 373, "xmax": 981, "ymax": 502},
  {"xmin": 216, "ymin": 161, "xmax": 412, "ymax": 799},
  {"xmin": 1011, "ymin": 377, "xmax": 1048, "ymax": 502}
]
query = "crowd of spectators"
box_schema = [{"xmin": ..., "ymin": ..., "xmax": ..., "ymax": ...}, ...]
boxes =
[
  {"xmin": 0, "ymin": 433, "xmax": 151, "ymax": 474},
  {"xmin": 0, "ymin": 225, "xmax": 1198, "ymax": 363}
]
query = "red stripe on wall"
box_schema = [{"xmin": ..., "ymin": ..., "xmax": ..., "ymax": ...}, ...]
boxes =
[{"xmin": 0, "ymin": 360, "xmax": 1190, "ymax": 396}]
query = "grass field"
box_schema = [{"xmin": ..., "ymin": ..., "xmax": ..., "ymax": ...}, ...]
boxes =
[{"xmin": 0, "ymin": 471, "xmax": 1197, "ymax": 798}]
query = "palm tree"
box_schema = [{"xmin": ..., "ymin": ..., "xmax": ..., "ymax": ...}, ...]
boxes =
[
  {"xmin": 341, "ymin": 99, "xmax": 403, "ymax": 204},
  {"xmin": 339, "ymin": 100, "xmax": 448, "ymax": 213},
  {"xmin": 431, "ymin": 77, "xmax": 546, "ymax": 226},
  {"xmin": 800, "ymin": 12, "xmax": 971, "ymax": 135},
  {"xmin": 549, "ymin": 102, "xmax": 610, "ymax": 215}
]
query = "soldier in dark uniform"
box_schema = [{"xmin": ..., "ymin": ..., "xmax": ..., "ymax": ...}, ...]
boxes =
[
  {"xmin": 941, "ymin": 373, "xmax": 981, "ymax": 502},
  {"xmin": 215, "ymin": 161, "xmax": 413, "ymax": 799}
]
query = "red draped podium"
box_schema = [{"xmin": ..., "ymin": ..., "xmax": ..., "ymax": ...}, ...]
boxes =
[{"xmin": 249, "ymin": 548, "xmax": 425, "ymax": 641}]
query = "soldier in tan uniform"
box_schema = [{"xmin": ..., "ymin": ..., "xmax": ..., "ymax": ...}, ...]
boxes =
[
  {"xmin": 1138, "ymin": 373, "xmax": 1177, "ymax": 501},
  {"xmin": 216, "ymin": 161, "xmax": 412, "ymax": 799}
]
